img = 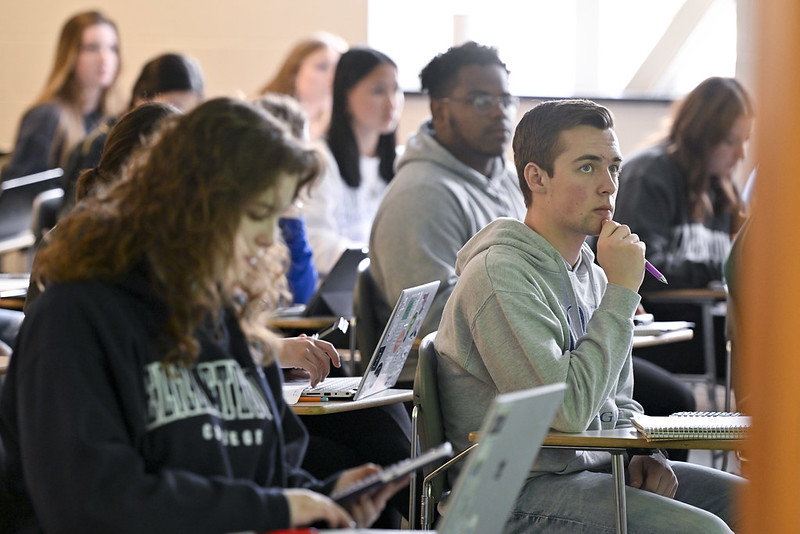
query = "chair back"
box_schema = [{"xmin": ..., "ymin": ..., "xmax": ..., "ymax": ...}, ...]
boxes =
[
  {"xmin": 0, "ymin": 168, "xmax": 63, "ymax": 243},
  {"xmin": 353, "ymin": 260, "xmax": 382, "ymax": 359},
  {"xmin": 30, "ymin": 188, "xmax": 64, "ymax": 243},
  {"xmin": 413, "ymin": 331, "xmax": 447, "ymax": 500},
  {"xmin": 0, "ymin": 308, "xmax": 24, "ymax": 348}
]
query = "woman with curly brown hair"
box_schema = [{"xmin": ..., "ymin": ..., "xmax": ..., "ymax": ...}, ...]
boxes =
[{"xmin": 0, "ymin": 98, "xmax": 402, "ymax": 533}]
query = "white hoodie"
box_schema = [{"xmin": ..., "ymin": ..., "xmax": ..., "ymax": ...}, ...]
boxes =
[{"xmin": 435, "ymin": 218, "xmax": 643, "ymax": 479}]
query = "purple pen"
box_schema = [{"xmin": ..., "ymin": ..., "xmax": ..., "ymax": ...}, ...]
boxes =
[{"xmin": 645, "ymin": 260, "xmax": 668, "ymax": 284}]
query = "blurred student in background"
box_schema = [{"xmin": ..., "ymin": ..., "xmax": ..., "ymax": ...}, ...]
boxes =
[
  {"xmin": 260, "ymin": 32, "xmax": 348, "ymax": 142},
  {"xmin": 252, "ymin": 93, "xmax": 318, "ymax": 305},
  {"xmin": 369, "ymin": 41, "xmax": 525, "ymax": 339},
  {"xmin": 303, "ymin": 47, "xmax": 404, "ymax": 276},
  {"xmin": 59, "ymin": 52, "xmax": 205, "ymax": 217},
  {"xmin": 24, "ymin": 102, "xmax": 181, "ymax": 311},
  {"xmin": 254, "ymin": 90, "xmax": 411, "ymax": 529},
  {"xmin": 1, "ymin": 10, "xmax": 121, "ymax": 181},
  {"xmin": 615, "ymin": 77, "xmax": 753, "ymax": 381}
]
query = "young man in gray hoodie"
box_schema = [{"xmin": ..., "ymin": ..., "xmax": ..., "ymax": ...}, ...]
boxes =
[{"xmin": 435, "ymin": 99, "xmax": 743, "ymax": 533}]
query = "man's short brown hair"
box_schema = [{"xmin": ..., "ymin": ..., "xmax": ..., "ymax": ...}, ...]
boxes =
[{"xmin": 513, "ymin": 99, "xmax": 614, "ymax": 206}]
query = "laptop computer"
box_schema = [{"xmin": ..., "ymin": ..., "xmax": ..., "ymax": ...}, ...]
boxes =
[
  {"xmin": 297, "ymin": 279, "xmax": 440, "ymax": 400},
  {"xmin": 314, "ymin": 383, "xmax": 565, "ymax": 533},
  {"xmin": 279, "ymin": 247, "xmax": 368, "ymax": 317},
  {"xmin": 436, "ymin": 382, "xmax": 566, "ymax": 534},
  {"xmin": 0, "ymin": 168, "xmax": 63, "ymax": 250}
]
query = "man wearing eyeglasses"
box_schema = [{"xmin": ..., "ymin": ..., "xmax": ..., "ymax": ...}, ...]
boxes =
[{"xmin": 369, "ymin": 41, "xmax": 525, "ymax": 341}]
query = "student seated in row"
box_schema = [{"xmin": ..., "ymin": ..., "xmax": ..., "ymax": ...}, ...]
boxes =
[
  {"xmin": 435, "ymin": 99, "xmax": 744, "ymax": 533},
  {"xmin": 614, "ymin": 77, "xmax": 753, "ymax": 381},
  {"xmin": 258, "ymin": 32, "xmax": 348, "ymax": 143},
  {"xmin": 0, "ymin": 98, "xmax": 403, "ymax": 533},
  {"xmin": 59, "ymin": 52, "xmax": 206, "ymax": 218},
  {"xmin": 2, "ymin": 11, "xmax": 121, "ymax": 182},
  {"xmin": 302, "ymin": 47, "xmax": 404, "ymax": 277}
]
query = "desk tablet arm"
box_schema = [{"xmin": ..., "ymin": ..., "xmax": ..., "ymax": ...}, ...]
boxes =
[{"xmin": 421, "ymin": 442, "xmax": 479, "ymax": 530}]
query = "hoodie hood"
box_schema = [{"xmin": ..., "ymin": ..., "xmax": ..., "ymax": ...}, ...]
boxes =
[
  {"xmin": 398, "ymin": 121, "xmax": 517, "ymax": 197},
  {"xmin": 455, "ymin": 217, "xmax": 596, "ymax": 277}
]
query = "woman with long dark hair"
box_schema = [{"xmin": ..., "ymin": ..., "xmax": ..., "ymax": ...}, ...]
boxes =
[{"xmin": 303, "ymin": 47, "xmax": 404, "ymax": 276}]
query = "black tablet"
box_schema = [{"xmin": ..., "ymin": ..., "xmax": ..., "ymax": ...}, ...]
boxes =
[{"xmin": 330, "ymin": 442, "xmax": 454, "ymax": 505}]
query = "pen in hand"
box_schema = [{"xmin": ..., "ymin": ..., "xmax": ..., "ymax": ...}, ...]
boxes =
[
  {"xmin": 311, "ymin": 317, "xmax": 349, "ymax": 340},
  {"xmin": 645, "ymin": 260, "xmax": 668, "ymax": 284}
]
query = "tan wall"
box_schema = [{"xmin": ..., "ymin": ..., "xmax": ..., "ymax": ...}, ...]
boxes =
[
  {"xmin": 0, "ymin": 0, "xmax": 368, "ymax": 150},
  {"xmin": 1, "ymin": 0, "xmax": 738, "ymax": 172}
]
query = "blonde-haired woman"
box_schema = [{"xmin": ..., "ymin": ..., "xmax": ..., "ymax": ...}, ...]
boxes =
[
  {"xmin": 260, "ymin": 32, "xmax": 348, "ymax": 141},
  {"xmin": 1, "ymin": 10, "xmax": 121, "ymax": 180}
]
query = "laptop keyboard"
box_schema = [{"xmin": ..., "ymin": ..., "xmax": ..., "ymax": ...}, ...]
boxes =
[{"xmin": 305, "ymin": 377, "xmax": 361, "ymax": 394}]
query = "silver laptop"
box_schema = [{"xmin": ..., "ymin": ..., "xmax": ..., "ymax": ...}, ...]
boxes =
[
  {"xmin": 300, "ymin": 280, "xmax": 440, "ymax": 400},
  {"xmin": 437, "ymin": 383, "xmax": 566, "ymax": 534}
]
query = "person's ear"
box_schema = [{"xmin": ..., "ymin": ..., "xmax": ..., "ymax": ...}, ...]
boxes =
[
  {"xmin": 430, "ymin": 98, "xmax": 448, "ymax": 130},
  {"xmin": 524, "ymin": 162, "xmax": 548, "ymax": 194}
]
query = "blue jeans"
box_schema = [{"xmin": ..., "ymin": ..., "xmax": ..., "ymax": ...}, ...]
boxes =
[{"xmin": 506, "ymin": 461, "xmax": 743, "ymax": 533}]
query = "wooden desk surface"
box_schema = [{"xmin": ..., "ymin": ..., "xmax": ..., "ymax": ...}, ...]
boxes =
[
  {"xmin": 0, "ymin": 355, "xmax": 9, "ymax": 374},
  {"xmin": 0, "ymin": 298, "xmax": 24, "ymax": 311},
  {"xmin": 290, "ymin": 388, "xmax": 413, "ymax": 415},
  {"xmin": 268, "ymin": 315, "xmax": 343, "ymax": 331},
  {"xmin": 643, "ymin": 288, "xmax": 726, "ymax": 303},
  {"xmin": 632, "ymin": 328, "xmax": 693, "ymax": 348},
  {"xmin": 0, "ymin": 273, "xmax": 29, "ymax": 298},
  {"xmin": 469, "ymin": 427, "xmax": 743, "ymax": 451},
  {"xmin": 543, "ymin": 428, "xmax": 742, "ymax": 451}
]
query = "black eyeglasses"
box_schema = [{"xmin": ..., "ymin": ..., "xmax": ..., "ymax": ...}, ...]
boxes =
[{"xmin": 440, "ymin": 94, "xmax": 520, "ymax": 112}]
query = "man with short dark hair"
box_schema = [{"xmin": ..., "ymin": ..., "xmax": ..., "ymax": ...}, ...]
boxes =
[
  {"xmin": 435, "ymin": 99, "xmax": 743, "ymax": 533},
  {"xmin": 369, "ymin": 41, "xmax": 525, "ymax": 337}
]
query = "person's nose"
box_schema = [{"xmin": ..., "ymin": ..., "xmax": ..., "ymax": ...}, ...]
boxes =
[
  {"xmin": 735, "ymin": 140, "xmax": 746, "ymax": 162},
  {"xmin": 255, "ymin": 219, "xmax": 277, "ymax": 248},
  {"xmin": 101, "ymin": 46, "xmax": 116, "ymax": 69},
  {"xmin": 487, "ymin": 99, "xmax": 508, "ymax": 120},
  {"xmin": 599, "ymin": 169, "xmax": 618, "ymax": 195}
]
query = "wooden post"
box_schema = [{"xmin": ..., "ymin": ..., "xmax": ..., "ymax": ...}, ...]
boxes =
[{"xmin": 740, "ymin": 1, "xmax": 800, "ymax": 531}]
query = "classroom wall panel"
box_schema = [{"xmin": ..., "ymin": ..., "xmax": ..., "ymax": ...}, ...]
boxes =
[{"xmin": 0, "ymin": 0, "xmax": 368, "ymax": 149}]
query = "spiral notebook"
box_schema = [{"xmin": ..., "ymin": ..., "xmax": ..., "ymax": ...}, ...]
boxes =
[{"xmin": 631, "ymin": 412, "xmax": 751, "ymax": 441}]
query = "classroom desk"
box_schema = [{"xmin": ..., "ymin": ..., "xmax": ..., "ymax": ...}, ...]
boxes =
[
  {"xmin": 643, "ymin": 289, "xmax": 727, "ymax": 410},
  {"xmin": 268, "ymin": 315, "xmax": 343, "ymax": 331},
  {"xmin": 0, "ymin": 298, "xmax": 24, "ymax": 311},
  {"xmin": 468, "ymin": 427, "xmax": 742, "ymax": 534},
  {"xmin": 545, "ymin": 427, "xmax": 740, "ymax": 534},
  {"xmin": 289, "ymin": 388, "xmax": 413, "ymax": 415},
  {"xmin": 632, "ymin": 328, "xmax": 693, "ymax": 349},
  {"xmin": 0, "ymin": 273, "xmax": 29, "ymax": 311}
]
